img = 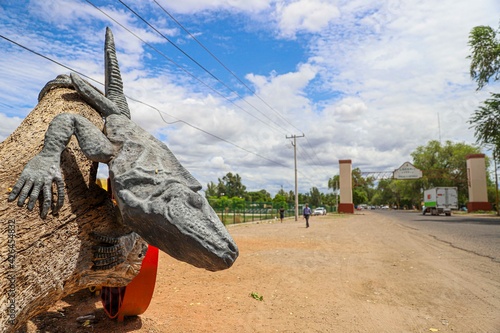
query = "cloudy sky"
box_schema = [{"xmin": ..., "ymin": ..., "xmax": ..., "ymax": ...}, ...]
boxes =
[{"xmin": 1, "ymin": 0, "xmax": 499, "ymax": 196}]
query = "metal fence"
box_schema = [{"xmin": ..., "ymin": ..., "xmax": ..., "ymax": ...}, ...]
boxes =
[{"xmin": 210, "ymin": 201, "xmax": 336, "ymax": 225}]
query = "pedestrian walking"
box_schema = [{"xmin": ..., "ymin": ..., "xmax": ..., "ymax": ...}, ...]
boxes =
[
  {"xmin": 303, "ymin": 204, "xmax": 312, "ymax": 228},
  {"xmin": 279, "ymin": 207, "xmax": 285, "ymax": 223}
]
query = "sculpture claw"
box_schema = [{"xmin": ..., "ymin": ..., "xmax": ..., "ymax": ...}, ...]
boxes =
[{"xmin": 8, "ymin": 155, "xmax": 65, "ymax": 219}]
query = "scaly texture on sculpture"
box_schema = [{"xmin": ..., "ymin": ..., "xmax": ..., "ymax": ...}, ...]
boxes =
[{"xmin": 8, "ymin": 27, "xmax": 238, "ymax": 272}]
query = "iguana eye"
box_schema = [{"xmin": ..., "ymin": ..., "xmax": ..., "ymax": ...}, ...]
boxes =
[{"xmin": 187, "ymin": 193, "xmax": 203, "ymax": 209}]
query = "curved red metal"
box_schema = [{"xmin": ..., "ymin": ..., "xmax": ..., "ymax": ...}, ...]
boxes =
[{"xmin": 101, "ymin": 245, "xmax": 159, "ymax": 321}]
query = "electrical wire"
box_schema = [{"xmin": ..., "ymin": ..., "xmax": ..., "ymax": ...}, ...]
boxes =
[
  {"xmin": 0, "ymin": 34, "xmax": 101, "ymax": 87},
  {"xmin": 0, "ymin": 33, "xmax": 293, "ymax": 171},
  {"xmin": 91, "ymin": 0, "xmax": 328, "ymax": 186},
  {"xmin": 117, "ymin": 0, "xmax": 292, "ymax": 135},
  {"xmin": 0, "ymin": 5, "xmax": 326, "ymax": 190},
  {"xmin": 126, "ymin": 95, "xmax": 291, "ymax": 168},
  {"xmin": 302, "ymin": 136, "xmax": 333, "ymax": 176},
  {"xmin": 84, "ymin": 0, "xmax": 287, "ymax": 135},
  {"xmin": 151, "ymin": 0, "xmax": 304, "ymax": 135},
  {"xmin": 149, "ymin": 1, "xmax": 326, "ymax": 181}
]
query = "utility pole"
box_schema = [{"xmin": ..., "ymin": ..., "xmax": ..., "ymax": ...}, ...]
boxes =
[
  {"xmin": 494, "ymin": 150, "xmax": 499, "ymax": 216},
  {"xmin": 286, "ymin": 134, "xmax": 305, "ymax": 221},
  {"xmin": 335, "ymin": 180, "xmax": 339, "ymax": 213}
]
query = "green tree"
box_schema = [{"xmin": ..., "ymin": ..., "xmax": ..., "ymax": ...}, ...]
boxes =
[
  {"xmin": 322, "ymin": 193, "xmax": 336, "ymax": 207},
  {"xmin": 309, "ymin": 187, "xmax": 322, "ymax": 207},
  {"xmin": 468, "ymin": 24, "xmax": 500, "ymax": 90},
  {"xmin": 372, "ymin": 179, "xmax": 394, "ymax": 206},
  {"xmin": 388, "ymin": 180, "xmax": 421, "ymax": 209},
  {"xmin": 272, "ymin": 194, "xmax": 287, "ymax": 208},
  {"xmin": 327, "ymin": 174, "xmax": 340, "ymax": 209},
  {"xmin": 246, "ymin": 189, "xmax": 271, "ymax": 202},
  {"xmin": 209, "ymin": 195, "xmax": 232, "ymax": 210},
  {"xmin": 352, "ymin": 168, "xmax": 374, "ymax": 205},
  {"xmin": 328, "ymin": 171, "xmax": 375, "ymax": 206},
  {"xmin": 275, "ymin": 188, "xmax": 287, "ymax": 197},
  {"xmin": 205, "ymin": 181, "xmax": 218, "ymax": 198},
  {"xmin": 353, "ymin": 187, "xmax": 368, "ymax": 205},
  {"xmin": 328, "ymin": 175, "xmax": 339, "ymax": 192},
  {"xmin": 298, "ymin": 193, "xmax": 311, "ymax": 205},
  {"xmin": 468, "ymin": 23, "xmax": 500, "ymax": 168},
  {"xmin": 231, "ymin": 196, "xmax": 246, "ymax": 210},
  {"xmin": 411, "ymin": 140, "xmax": 485, "ymax": 205},
  {"xmin": 469, "ymin": 93, "xmax": 500, "ymax": 157},
  {"xmin": 217, "ymin": 172, "xmax": 246, "ymax": 198}
]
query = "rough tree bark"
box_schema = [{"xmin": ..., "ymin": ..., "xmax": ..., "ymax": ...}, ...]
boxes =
[{"xmin": 0, "ymin": 87, "xmax": 147, "ymax": 333}]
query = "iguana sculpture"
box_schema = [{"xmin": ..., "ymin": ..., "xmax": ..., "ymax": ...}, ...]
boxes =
[{"xmin": 8, "ymin": 27, "xmax": 238, "ymax": 272}]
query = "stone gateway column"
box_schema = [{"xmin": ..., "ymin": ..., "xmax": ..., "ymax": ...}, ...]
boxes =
[
  {"xmin": 338, "ymin": 159, "xmax": 354, "ymax": 214},
  {"xmin": 466, "ymin": 154, "xmax": 491, "ymax": 212}
]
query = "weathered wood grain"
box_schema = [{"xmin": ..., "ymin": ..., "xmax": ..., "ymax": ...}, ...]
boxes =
[{"xmin": 0, "ymin": 87, "xmax": 146, "ymax": 333}]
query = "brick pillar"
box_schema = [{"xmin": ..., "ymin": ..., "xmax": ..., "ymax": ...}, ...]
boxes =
[
  {"xmin": 466, "ymin": 154, "xmax": 491, "ymax": 212},
  {"xmin": 338, "ymin": 159, "xmax": 354, "ymax": 213}
]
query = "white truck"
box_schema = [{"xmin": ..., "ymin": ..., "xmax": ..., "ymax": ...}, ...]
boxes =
[{"xmin": 422, "ymin": 187, "xmax": 458, "ymax": 216}]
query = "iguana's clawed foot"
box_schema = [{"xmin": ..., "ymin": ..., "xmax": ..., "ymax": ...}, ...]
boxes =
[
  {"xmin": 92, "ymin": 232, "xmax": 140, "ymax": 270},
  {"xmin": 7, "ymin": 154, "xmax": 65, "ymax": 219}
]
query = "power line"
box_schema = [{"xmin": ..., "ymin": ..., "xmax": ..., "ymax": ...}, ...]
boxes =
[
  {"xmin": 152, "ymin": 0, "xmax": 304, "ymax": 135},
  {"xmin": 0, "ymin": 33, "xmax": 289, "ymax": 170},
  {"xmin": 109, "ymin": 1, "xmax": 329, "ymax": 183},
  {"xmin": 0, "ymin": 34, "xmax": 101, "ymax": 87},
  {"xmin": 296, "ymin": 142, "xmax": 327, "ymax": 176},
  {"xmin": 301, "ymin": 136, "xmax": 332, "ymax": 176},
  {"xmin": 126, "ymin": 95, "xmax": 291, "ymax": 168},
  {"xmin": 122, "ymin": 1, "xmax": 331, "ymax": 186},
  {"xmin": 84, "ymin": 0, "xmax": 286, "ymax": 135},
  {"xmin": 1, "ymin": 10, "xmax": 327, "ymax": 191},
  {"xmin": 116, "ymin": 0, "xmax": 292, "ymax": 135}
]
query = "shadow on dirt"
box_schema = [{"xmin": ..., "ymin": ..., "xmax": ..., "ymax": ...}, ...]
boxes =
[{"xmin": 21, "ymin": 289, "xmax": 143, "ymax": 333}]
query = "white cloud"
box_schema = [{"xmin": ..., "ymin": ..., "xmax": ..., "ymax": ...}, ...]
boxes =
[
  {"xmin": 274, "ymin": 0, "xmax": 340, "ymax": 38},
  {"xmin": 245, "ymin": 62, "xmax": 318, "ymax": 123},
  {"xmin": 0, "ymin": 113, "xmax": 23, "ymax": 142},
  {"xmin": 326, "ymin": 97, "xmax": 368, "ymax": 123},
  {"xmin": 209, "ymin": 156, "xmax": 230, "ymax": 170},
  {"xmin": 1, "ymin": 0, "xmax": 499, "ymax": 196},
  {"xmin": 152, "ymin": 0, "xmax": 272, "ymax": 14}
]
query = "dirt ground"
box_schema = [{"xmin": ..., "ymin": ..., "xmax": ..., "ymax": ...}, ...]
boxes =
[{"xmin": 22, "ymin": 211, "xmax": 500, "ymax": 332}]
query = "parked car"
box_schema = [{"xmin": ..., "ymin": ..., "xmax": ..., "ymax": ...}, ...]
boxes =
[{"xmin": 313, "ymin": 207, "xmax": 327, "ymax": 215}]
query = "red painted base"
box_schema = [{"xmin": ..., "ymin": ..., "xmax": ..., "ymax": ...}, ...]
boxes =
[
  {"xmin": 467, "ymin": 202, "xmax": 492, "ymax": 212},
  {"xmin": 338, "ymin": 203, "xmax": 355, "ymax": 214},
  {"xmin": 101, "ymin": 245, "xmax": 159, "ymax": 321}
]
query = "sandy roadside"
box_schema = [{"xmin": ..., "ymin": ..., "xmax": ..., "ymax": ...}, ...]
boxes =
[{"xmin": 24, "ymin": 211, "xmax": 500, "ymax": 332}]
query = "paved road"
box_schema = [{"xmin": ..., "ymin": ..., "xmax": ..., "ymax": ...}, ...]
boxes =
[{"xmin": 370, "ymin": 209, "xmax": 500, "ymax": 263}]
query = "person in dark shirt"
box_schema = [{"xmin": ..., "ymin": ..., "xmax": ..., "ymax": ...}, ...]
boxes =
[{"xmin": 303, "ymin": 204, "xmax": 312, "ymax": 228}]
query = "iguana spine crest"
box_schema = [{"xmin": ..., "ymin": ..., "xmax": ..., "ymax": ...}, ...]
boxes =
[{"xmin": 105, "ymin": 27, "xmax": 131, "ymax": 119}]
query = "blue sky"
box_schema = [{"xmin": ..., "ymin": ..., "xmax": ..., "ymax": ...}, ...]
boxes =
[{"xmin": 1, "ymin": 0, "xmax": 499, "ymax": 196}]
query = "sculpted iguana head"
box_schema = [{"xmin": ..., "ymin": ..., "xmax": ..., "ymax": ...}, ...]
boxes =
[
  {"xmin": 115, "ymin": 181, "xmax": 238, "ymax": 271},
  {"xmin": 105, "ymin": 122, "xmax": 239, "ymax": 271}
]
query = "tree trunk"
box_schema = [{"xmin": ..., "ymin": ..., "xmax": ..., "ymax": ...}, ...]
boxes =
[{"xmin": 0, "ymin": 87, "xmax": 147, "ymax": 332}]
